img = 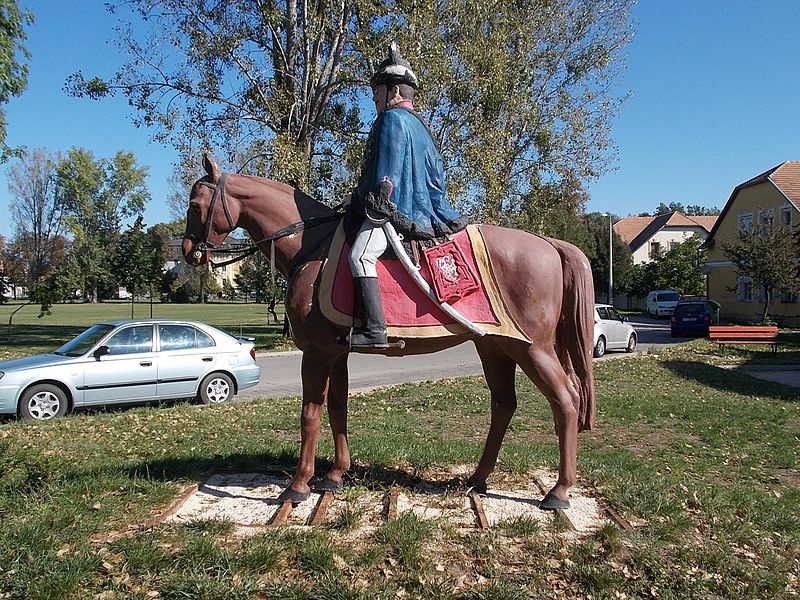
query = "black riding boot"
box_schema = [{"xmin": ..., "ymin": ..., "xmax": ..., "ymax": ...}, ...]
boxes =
[{"xmin": 343, "ymin": 277, "xmax": 388, "ymax": 348}]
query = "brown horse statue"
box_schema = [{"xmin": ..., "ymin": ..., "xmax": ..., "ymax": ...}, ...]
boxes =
[{"xmin": 182, "ymin": 154, "xmax": 596, "ymax": 510}]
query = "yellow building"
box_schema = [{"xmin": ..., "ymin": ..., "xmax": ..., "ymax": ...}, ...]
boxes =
[{"xmin": 702, "ymin": 161, "xmax": 800, "ymax": 324}]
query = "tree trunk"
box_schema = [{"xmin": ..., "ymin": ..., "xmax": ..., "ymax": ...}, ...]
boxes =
[{"xmin": 759, "ymin": 286, "xmax": 772, "ymax": 323}]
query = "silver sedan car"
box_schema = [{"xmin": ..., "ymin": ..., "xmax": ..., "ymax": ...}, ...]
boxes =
[{"xmin": 0, "ymin": 319, "xmax": 261, "ymax": 420}]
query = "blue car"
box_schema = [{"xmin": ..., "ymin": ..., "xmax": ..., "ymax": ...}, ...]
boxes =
[
  {"xmin": 0, "ymin": 319, "xmax": 261, "ymax": 420},
  {"xmin": 670, "ymin": 300, "xmax": 721, "ymax": 337}
]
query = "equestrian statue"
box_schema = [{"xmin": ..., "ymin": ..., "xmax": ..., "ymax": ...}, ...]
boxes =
[{"xmin": 182, "ymin": 44, "xmax": 597, "ymax": 510}]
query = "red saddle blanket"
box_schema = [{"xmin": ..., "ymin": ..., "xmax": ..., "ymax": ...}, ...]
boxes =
[{"xmin": 318, "ymin": 223, "xmax": 530, "ymax": 341}]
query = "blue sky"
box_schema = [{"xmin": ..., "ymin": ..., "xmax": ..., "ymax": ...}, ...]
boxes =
[{"xmin": 1, "ymin": 0, "xmax": 799, "ymax": 239}]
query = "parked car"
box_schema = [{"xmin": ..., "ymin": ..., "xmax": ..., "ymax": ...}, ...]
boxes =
[
  {"xmin": 646, "ymin": 290, "xmax": 682, "ymax": 317},
  {"xmin": 593, "ymin": 304, "xmax": 637, "ymax": 358},
  {"xmin": 0, "ymin": 319, "xmax": 262, "ymax": 421},
  {"xmin": 670, "ymin": 300, "xmax": 721, "ymax": 337}
]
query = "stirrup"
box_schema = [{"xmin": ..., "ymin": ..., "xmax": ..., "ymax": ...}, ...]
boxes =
[{"xmin": 346, "ymin": 328, "xmax": 389, "ymax": 349}]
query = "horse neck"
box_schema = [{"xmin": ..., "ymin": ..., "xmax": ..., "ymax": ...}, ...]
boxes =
[{"xmin": 232, "ymin": 175, "xmax": 334, "ymax": 277}]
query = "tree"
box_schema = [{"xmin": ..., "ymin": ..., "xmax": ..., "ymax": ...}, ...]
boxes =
[
  {"xmin": 69, "ymin": 0, "xmax": 634, "ymax": 225},
  {"xmin": 111, "ymin": 216, "xmax": 162, "ymax": 316},
  {"xmin": 626, "ymin": 235, "xmax": 706, "ymax": 298},
  {"xmin": 233, "ymin": 250, "xmax": 287, "ymax": 320},
  {"xmin": 67, "ymin": 0, "xmax": 376, "ymax": 193},
  {"xmin": 654, "ymin": 202, "xmax": 720, "ymax": 216},
  {"xmin": 397, "ymin": 0, "xmax": 634, "ymax": 224},
  {"xmin": 721, "ymin": 218, "xmax": 799, "ymax": 323},
  {"xmin": 0, "ymin": 233, "xmax": 7, "ymax": 302},
  {"xmin": 7, "ymin": 149, "xmax": 67, "ymax": 285},
  {"xmin": 582, "ymin": 212, "xmax": 632, "ymax": 302},
  {"xmin": 54, "ymin": 148, "xmax": 150, "ymax": 302},
  {"xmin": 0, "ymin": 1, "xmax": 32, "ymax": 158}
]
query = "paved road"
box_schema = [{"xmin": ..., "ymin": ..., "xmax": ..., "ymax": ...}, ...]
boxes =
[{"xmin": 239, "ymin": 314, "xmax": 679, "ymax": 400}]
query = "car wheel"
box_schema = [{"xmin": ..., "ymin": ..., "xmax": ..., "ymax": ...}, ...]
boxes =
[
  {"xmin": 199, "ymin": 372, "xmax": 234, "ymax": 405},
  {"xmin": 593, "ymin": 336, "xmax": 606, "ymax": 358},
  {"xmin": 19, "ymin": 384, "xmax": 68, "ymax": 420},
  {"xmin": 626, "ymin": 334, "xmax": 637, "ymax": 353}
]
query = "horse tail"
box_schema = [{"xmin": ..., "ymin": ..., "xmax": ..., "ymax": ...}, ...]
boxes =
[{"xmin": 548, "ymin": 238, "xmax": 597, "ymax": 431}]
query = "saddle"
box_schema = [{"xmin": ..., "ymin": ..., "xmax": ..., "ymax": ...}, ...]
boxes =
[{"xmin": 318, "ymin": 222, "xmax": 530, "ymax": 342}]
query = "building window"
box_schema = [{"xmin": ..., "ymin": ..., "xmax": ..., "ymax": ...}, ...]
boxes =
[
  {"xmin": 758, "ymin": 209, "xmax": 774, "ymax": 237},
  {"xmin": 780, "ymin": 288, "xmax": 798, "ymax": 304},
  {"xmin": 737, "ymin": 276, "xmax": 753, "ymax": 303},
  {"xmin": 757, "ymin": 286, "xmax": 775, "ymax": 304},
  {"xmin": 738, "ymin": 212, "xmax": 753, "ymax": 231},
  {"xmin": 649, "ymin": 241, "xmax": 662, "ymax": 259},
  {"xmin": 781, "ymin": 206, "xmax": 792, "ymax": 229},
  {"xmin": 669, "ymin": 241, "xmax": 680, "ymax": 251}
]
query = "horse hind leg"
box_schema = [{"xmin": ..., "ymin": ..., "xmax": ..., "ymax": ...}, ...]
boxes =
[
  {"xmin": 513, "ymin": 345, "xmax": 579, "ymax": 510},
  {"xmin": 466, "ymin": 342, "xmax": 518, "ymax": 494}
]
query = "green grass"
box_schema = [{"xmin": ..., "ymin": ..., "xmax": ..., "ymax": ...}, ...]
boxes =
[
  {"xmin": 0, "ymin": 339, "xmax": 799, "ymax": 598},
  {"xmin": 0, "ymin": 299, "xmax": 292, "ymax": 359}
]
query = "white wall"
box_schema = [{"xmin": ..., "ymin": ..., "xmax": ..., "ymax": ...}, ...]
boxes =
[{"xmin": 631, "ymin": 226, "xmax": 708, "ymax": 264}]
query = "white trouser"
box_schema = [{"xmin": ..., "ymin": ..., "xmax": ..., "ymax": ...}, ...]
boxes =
[{"xmin": 349, "ymin": 221, "xmax": 388, "ymax": 278}]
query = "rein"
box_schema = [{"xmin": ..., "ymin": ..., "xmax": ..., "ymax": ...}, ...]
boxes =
[
  {"xmin": 188, "ymin": 172, "xmax": 342, "ymax": 269},
  {"xmin": 206, "ymin": 213, "xmax": 342, "ymax": 268}
]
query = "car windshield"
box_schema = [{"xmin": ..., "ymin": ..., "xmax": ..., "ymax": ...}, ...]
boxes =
[
  {"xmin": 658, "ymin": 292, "xmax": 680, "ymax": 301},
  {"xmin": 675, "ymin": 303, "xmax": 704, "ymax": 314},
  {"xmin": 55, "ymin": 324, "xmax": 116, "ymax": 357}
]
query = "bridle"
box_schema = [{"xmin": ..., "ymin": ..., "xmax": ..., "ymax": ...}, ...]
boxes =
[
  {"xmin": 185, "ymin": 171, "xmax": 342, "ymax": 269},
  {"xmin": 186, "ymin": 173, "xmax": 235, "ymax": 255}
]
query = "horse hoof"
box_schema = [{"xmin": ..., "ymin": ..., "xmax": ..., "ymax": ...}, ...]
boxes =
[
  {"xmin": 539, "ymin": 493, "xmax": 570, "ymax": 511},
  {"xmin": 467, "ymin": 481, "xmax": 487, "ymax": 496},
  {"xmin": 313, "ymin": 477, "xmax": 344, "ymax": 493},
  {"xmin": 278, "ymin": 487, "xmax": 310, "ymax": 504}
]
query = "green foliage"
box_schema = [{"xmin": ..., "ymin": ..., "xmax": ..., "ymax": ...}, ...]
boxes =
[
  {"xmin": 721, "ymin": 217, "xmax": 799, "ymax": 322},
  {"xmin": 582, "ymin": 212, "xmax": 633, "ymax": 298},
  {"xmin": 53, "ymin": 148, "xmax": 150, "ymax": 303},
  {"xmin": 401, "ymin": 0, "xmax": 635, "ymax": 223},
  {"xmin": 0, "ymin": 0, "xmax": 32, "ymax": 156},
  {"xmin": 69, "ymin": 0, "xmax": 635, "ymax": 227},
  {"xmin": 654, "ymin": 202, "xmax": 720, "ymax": 216},
  {"xmin": 627, "ymin": 235, "xmax": 706, "ymax": 297},
  {"xmin": 234, "ymin": 249, "xmax": 287, "ymax": 313},
  {"xmin": 111, "ymin": 216, "xmax": 166, "ymax": 305}
]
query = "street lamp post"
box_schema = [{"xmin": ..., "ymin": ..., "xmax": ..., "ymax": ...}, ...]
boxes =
[{"xmin": 602, "ymin": 213, "xmax": 613, "ymax": 305}]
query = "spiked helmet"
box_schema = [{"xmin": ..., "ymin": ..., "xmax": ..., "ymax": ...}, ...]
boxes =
[{"xmin": 369, "ymin": 41, "xmax": 419, "ymax": 90}]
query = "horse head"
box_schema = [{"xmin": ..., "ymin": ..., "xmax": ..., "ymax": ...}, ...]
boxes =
[{"xmin": 182, "ymin": 153, "xmax": 240, "ymax": 266}]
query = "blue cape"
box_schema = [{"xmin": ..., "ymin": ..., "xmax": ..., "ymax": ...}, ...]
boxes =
[{"xmin": 354, "ymin": 107, "xmax": 467, "ymax": 239}]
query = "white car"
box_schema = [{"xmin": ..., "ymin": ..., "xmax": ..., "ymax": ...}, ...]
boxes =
[
  {"xmin": 593, "ymin": 304, "xmax": 637, "ymax": 358},
  {"xmin": 646, "ymin": 290, "xmax": 681, "ymax": 317}
]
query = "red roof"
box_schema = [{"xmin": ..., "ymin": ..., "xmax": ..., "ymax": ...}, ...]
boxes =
[
  {"xmin": 614, "ymin": 212, "xmax": 717, "ymax": 252},
  {"xmin": 703, "ymin": 161, "xmax": 800, "ymax": 245}
]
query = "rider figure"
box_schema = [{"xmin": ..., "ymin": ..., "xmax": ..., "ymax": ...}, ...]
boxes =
[{"xmin": 342, "ymin": 42, "xmax": 468, "ymax": 349}]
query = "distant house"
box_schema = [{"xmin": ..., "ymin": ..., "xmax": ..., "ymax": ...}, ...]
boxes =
[
  {"xmin": 165, "ymin": 237, "xmax": 250, "ymax": 293},
  {"xmin": 614, "ymin": 211, "xmax": 717, "ymax": 265},
  {"xmin": 702, "ymin": 161, "xmax": 800, "ymax": 324}
]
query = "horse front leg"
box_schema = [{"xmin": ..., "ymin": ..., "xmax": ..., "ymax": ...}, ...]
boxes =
[
  {"xmin": 466, "ymin": 344, "xmax": 518, "ymax": 494},
  {"xmin": 316, "ymin": 353, "xmax": 350, "ymax": 492},
  {"xmin": 279, "ymin": 351, "xmax": 334, "ymax": 503}
]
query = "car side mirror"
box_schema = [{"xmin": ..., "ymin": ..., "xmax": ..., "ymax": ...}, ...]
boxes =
[{"xmin": 93, "ymin": 345, "xmax": 111, "ymax": 361}]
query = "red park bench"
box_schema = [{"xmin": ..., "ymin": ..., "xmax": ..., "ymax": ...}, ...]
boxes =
[{"xmin": 708, "ymin": 325, "xmax": 782, "ymax": 352}]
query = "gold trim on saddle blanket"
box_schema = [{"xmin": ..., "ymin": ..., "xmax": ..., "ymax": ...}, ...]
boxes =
[{"xmin": 317, "ymin": 222, "xmax": 531, "ymax": 343}]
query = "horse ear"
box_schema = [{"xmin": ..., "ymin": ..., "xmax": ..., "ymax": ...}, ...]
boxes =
[{"xmin": 202, "ymin": 153, "xmax": 221, "ymax": 182}]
